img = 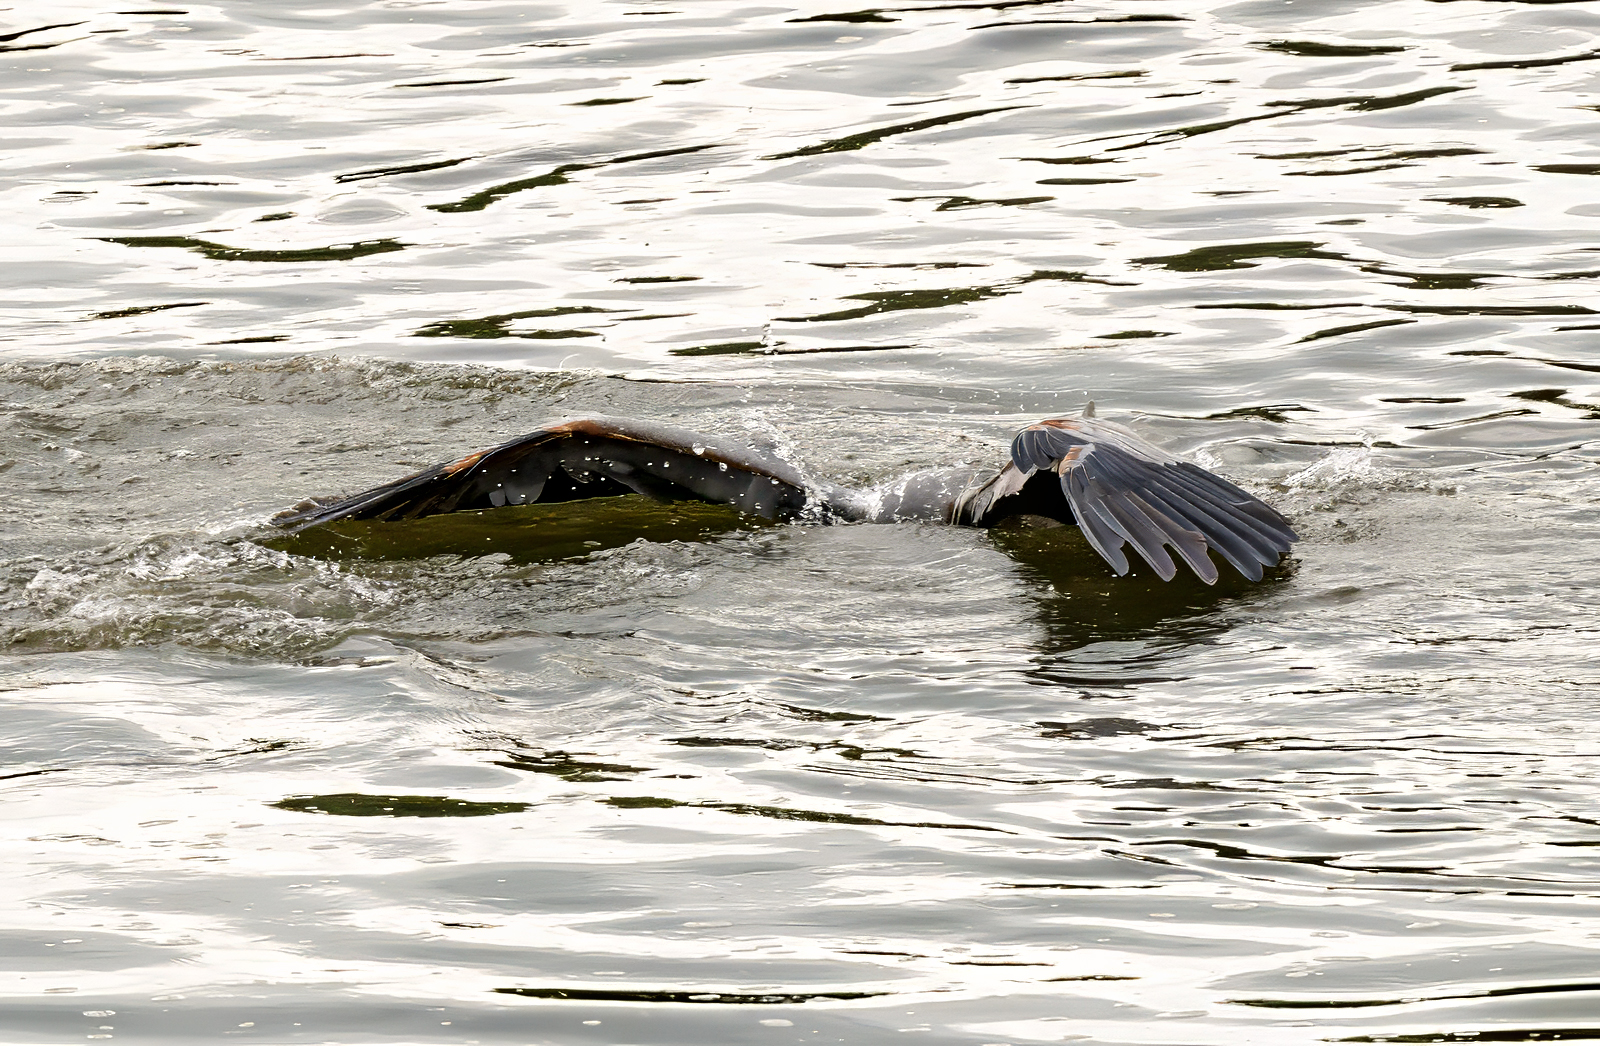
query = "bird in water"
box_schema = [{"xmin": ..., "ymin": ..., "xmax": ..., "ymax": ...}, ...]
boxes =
[{"xmin": 273, "ymin": 406, "xmax": 1297, "ymax": 584}]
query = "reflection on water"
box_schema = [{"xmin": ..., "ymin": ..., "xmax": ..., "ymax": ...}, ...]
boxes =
[
  {"xmin": 994, "ymin": 523, "xmax": 1280, "ymax": 654},
  {"xmin": 6, "ymin": 0, "xmax": 1600, "ymax": 1042},
  {"xmin": 266, "ymin": 496, "xmax": 771, "ymax": 563},
  {"xmin": 270, "ymin": 793, "xmax": 534, "ymax": 817}
]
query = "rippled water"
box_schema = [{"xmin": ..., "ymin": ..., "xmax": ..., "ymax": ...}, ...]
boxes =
[{"xmin": 6, "ymin": 0, "xmax": 1600, "ymax": 1043}]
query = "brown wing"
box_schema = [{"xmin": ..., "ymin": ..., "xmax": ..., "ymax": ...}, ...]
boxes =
[
  {"xmin": 964, "ymin": 415, "xmax": 1298, "ymax": 584},
  {"xmin": 272, "ymin": 415, "xmax": 820, "ymax": 533}
]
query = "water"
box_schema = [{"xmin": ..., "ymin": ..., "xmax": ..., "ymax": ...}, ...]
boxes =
[{"xmin": 5, "ymin": 0, "xmax": 1600, "ymax": 1042}]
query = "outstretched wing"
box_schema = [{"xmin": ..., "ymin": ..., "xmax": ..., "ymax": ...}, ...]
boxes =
[
  {"xmin": 272, "ymin": 415, "xmax": 817, "ymax": 533},
  {"xmin": 964, "ymin": 415, "xmax": 1298, "ymax": 584}
]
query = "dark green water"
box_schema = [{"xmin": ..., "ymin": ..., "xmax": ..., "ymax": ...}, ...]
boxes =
[{"xmin": 5, "ymin": 1, "xmax": 1600, "ymax": 1043}]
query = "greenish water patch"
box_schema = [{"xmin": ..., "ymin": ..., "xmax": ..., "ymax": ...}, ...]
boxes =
[
  {"xmin": 90, "ymin": 301, "xmax": 207, "ymax": 320},
  {"xmin": 428, "ymin": 143, "xmax": 722, "ymax": 213},
  {"xmin": 1097, "ymin": 330, "xmax": 1173, "ymax": 339},
  {"xmin": 0, "ymin": 22, "xmax": 85, "ymax": 41},
  {"xmin": 1298, "ymin": 318, "xmax": 1416, "ymax": 343},
  {"xmin": 992, "ymin": 525, "xmax": 1270, "ymax": 645},
  {"xmin": 777, "ymin": 285, "xmax": 1013, "ymax": 322},
  {"xmin": 483, "ymin": 329, "xmax": 596, "ymax": 340},
  {"xmin": 427, "ymin": 163, "xmax": 589, "ymax": 213},
  {"xmin": 1265, "ymin": 85, "xmax": 1468, "ymax": 112},
  {"xmin": 1096, "ymin": 88, "xmax": 1468, "ymax": 154},
  {"xmin": 670, "ymin": 340, "xmax": 917, "ymax": 356},
  {"xmin": 263, "ymin": 497, "xmax": 766, "ymax": 563},
  {"xmin": 1198, "ymin": 302, "xmax": 1595, "ymax": 316},
  {"xmin": 777, "ymin": 704, "xmax": 888, "ymax": 723},
  {"xmin": 1453, "ymin": 49, "xmax": 1600, "ymax": 71},
  {"xmin": 1043, "ymin": 974, "xmax": 1141, "ymax": 981},
  {"xmin": 1331, "ymin": 1036, "xmax": 1600, "ymax": 1042},
  {"xmin": 0, "ymin": 22, "xmax": 86, "ymax": 52},
  {"xmin": 669, "ymin": 340, "xmax": 768, "ymax": 356},
  {"xmin": 1022, "ymin": 155, "xmax": 1119, "ymax": 165},
  {"xmin": 1107, "ymin": 111, "xmax": 1292, "ymax": 151},
  {"xmin": 777, "ymin": 269, "xmax": 1111, "ymax": 323},
  {"xmin": 614, "ymin": 275, "xmax": 701, "ymax": 283},
  {"xmin": 1509, "ymin": 387, "xmax": 1600, "ymax": 418},
  {"xmin": 570, "ymin": 96, "xmax": 643, "ymax": 106},
  {"xmin": 603, "ymin": 796, "xmax": 1004, "ymax": 831},
  {"xmin": 271, "ymin": 793, "xmax": 531, "ymax": 817},
  {"xmin": 668, "ymin": 736, "xmax": 818, "ymax": 751},
  {"xmin": 413, "ymin": 306, "xmax": 614, "ymax": 339},
  {"xmin": 1006, "ymin": 70, "xmax": 1143, "ymax": 83},
  {"xmin": 1426, "ymin": 195, "xmax": 1523, "ymax": 208},
  {"xmin": 1204, "ymin": 403, "xmax": 1317, "ymax": 422},
  {"xmin": 1375, "ymin": 147, "xmax": 1485, "ymax": 160},
  {"xmin": 1257, "ymin": 40, "xmax": 1410, "ymax": 56},
  {"xmin": 1394, "ymin": 304, "xmax": 1595, "ymax": 315},
  {"xmin": 789, "ymin": 0, "xmax": 1074, "ymax": 23},
  {"xmin": 765, "ymin": 105, "xmax": 1027, "ymax": 160},
  {"xmin": 1407, "ymin": 407, "xmax": 1537, "ymax": 430},
  {"xmin": 1037, "ymin": 176, "xmax": 1134, "ymax": 185},
  {"xmin": 97, "ymin": 237, "xmax": 406, "ymax": 263},
  {"xmin": 1257, "ymin": 147, "xmax": 1362, "ymax": 159},
  {"xmin": 809, "ymin": 260, "xmax": 988, "ymax": 269},
  {"xmin": 495, "ymin": 987, "xmax": 890, "ymax": 1003},
  {"xmin": 1194, "ymin": 301, "xmax": 1364, "ymax": 310},
  {"xmin": 892, "ymin": 194, "xmax": 1053, "ymax": 210},
  {"xmin": 787, "ymin": 10, "xmax": 898, "ymax": 22},
  {"xmin": 335, "ymin": 157, "xmax": 472, "ymax": 182},
  {"xmin": 1534, "ymin": 164, "xmax": 1600, "ymax": 176},
  {"xmin": 395, "ymin": 77, "xmax": 512, "ymax": 88},
  {"xmin": 1278, "ymin": 146, "xmax": 1484, "ymax": 177},
  {"xmin": 973, "ymin": 14, "xmax": 1187, "ymax": 29},
  {"xmin": 1135, "ymin": 240, "xmax": 1340, "ymax": 271},
  {"xmin": 1291, "ymin": 162, "xmax": 1417, "ymax": 177},
  {"xmin": 1231, "ymin": 980, "xmax": 1600, "ymax": 1010},
  {"xmin": 1038, "ymin": 717, "xmax": 1164, "ymax": 739},
  {"xmin": 493, "ymin": 751, "xmax": 649, "ymax": 782},
  {"xmin": 1360, "ymin": 266, "xmax": 1496, "ymax": 291}
]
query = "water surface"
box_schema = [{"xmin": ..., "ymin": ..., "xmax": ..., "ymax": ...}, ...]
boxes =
[{"xmin": 5, "ymin": 0, "xmax": 1600, "ymax": 1043}]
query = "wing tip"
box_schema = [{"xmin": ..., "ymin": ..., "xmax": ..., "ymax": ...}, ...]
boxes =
[{"xmin": 1035, "ymin": 415, "xmax": 1297, "ymax": 584}]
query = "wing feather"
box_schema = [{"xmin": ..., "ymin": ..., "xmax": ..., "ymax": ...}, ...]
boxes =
[
  {"xmin": 1061, "ymin": 468, "xmax": 1132, "ymax": 576},
  {"xmin": 1086, "ymin": 483, "xmax": 1180, "ymax": 582},
  {"xmin": 273, "ymin": 415, "xmax": 820, "ymax": 533},
  {"xmin": 1003, "ymin": 414, "xmax": 1297, "ymax": 583},
  {"xmin": 1125, "ymin": 490, "xmax": 1217, "ymax": 584},
  {"xmin": 1158, "ymin": 464, "xmax": 1297, "ymax": 555},
  {"xmin": 1057, "ymin": 449, "xmax": 1211, "ymax": 580},
  {"xmin": 1129, "ymin": 478, "xmax": 1265, "ymax": 581}
]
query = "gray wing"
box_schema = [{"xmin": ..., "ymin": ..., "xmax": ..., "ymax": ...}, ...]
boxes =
[
  {"xmin": 969, "ymin": 415, "xmax": 1298, "ymax": 584},
  {"xmin": 272, "ymin": 415, "xmax": 819, "ymax": 533}
]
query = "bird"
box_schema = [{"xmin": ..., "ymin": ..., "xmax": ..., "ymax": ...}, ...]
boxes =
[{"xmin": 272, "ymin": 406, "xmax": 1298, "ymax": 584}]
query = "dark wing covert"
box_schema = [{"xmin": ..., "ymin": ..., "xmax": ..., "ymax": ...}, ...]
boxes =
[{"xmin": 272, "ymin": 415, "xmax": 816, "ymax": 533}]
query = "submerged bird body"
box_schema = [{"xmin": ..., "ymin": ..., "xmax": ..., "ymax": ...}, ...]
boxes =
[{"xmin": 274, "ymin": 411, "xmax": 1298, "ymax": 584}]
